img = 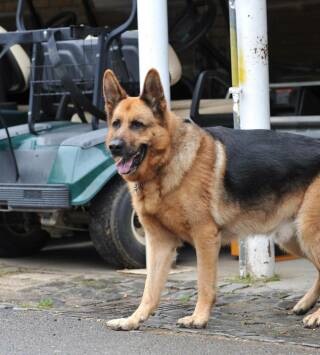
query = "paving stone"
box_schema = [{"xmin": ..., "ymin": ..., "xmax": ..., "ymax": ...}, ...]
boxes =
[
  {"xmin": 220, "ymin": 283, "xmax": 250, "ymax": 293},
  {"xmin": 0, "ymin": 304, "xmax": 14, "ymax": 309}
]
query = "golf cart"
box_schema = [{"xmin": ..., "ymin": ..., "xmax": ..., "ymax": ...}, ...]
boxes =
[
  {"xmin": 2, "ymin": 0, "xmax": 320, "ymax": 270},
  {"xmin": 0, "ymin": 0, "xmax": 148, "ymax": 268}
]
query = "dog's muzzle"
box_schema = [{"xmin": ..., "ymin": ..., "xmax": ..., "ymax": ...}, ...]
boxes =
[
  {"xmin": 109, "ymin": 139, "xmax": 125, "ymax": 157},
  {"xmin": 109, "ymin": 139, "xmax": 147, "ymax": 175}
]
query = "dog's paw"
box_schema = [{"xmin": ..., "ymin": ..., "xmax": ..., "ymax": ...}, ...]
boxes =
[
  {"xmin": 292, "ymin": 292, "xmax": 317, "ymax": 315},
  {"xmin": 176, "ymin": 315, "xmax": 208, "ymax": 329},
  {"xmin": 106, "ymin": 317, "xmax": 140, "ymax": 331},
  {"xmin": 303, "ymin": 310, "xmax": 320, "ymax": 328},
  {"xmin": 293, "ymin": 300, "xmax": 315, "ymax": 315}
]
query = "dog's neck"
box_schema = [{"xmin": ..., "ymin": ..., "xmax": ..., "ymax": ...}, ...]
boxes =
[
  {"xmin": 130, "ymin": 116, "xmax": 203, "ymax": 198},
  {"xmin": 160, "ymin": 117, "xmax": 202, "ymax": 194},
  {"xmin": 133, "ymin": 181, "xmax": 144, "ymax": 193}
]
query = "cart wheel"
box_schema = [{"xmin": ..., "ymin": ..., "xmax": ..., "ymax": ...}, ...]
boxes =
[
  {"xmin": 0, "ymin": 212, "xmax": 49, "ymax": 257},
  {"xmin": 89, "ymin": 178, "xmax": 146, "ymax": 269}
]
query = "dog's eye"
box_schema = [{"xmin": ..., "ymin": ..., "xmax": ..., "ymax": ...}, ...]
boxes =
[
  {"xmin": 112, "ymin": 119, "xmax": 121, "ymax": 129},
  {"xmin": 130, "ymin": 120, "xmax": 145, "ymax": 130}
]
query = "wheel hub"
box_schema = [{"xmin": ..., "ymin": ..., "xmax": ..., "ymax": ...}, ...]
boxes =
[{"xmin": 130, "ymin": 212, "xmax": 145, "ymax": 245}]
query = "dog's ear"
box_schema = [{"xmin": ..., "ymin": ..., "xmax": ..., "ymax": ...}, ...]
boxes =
[
  {"xmin": 103, "ymin": 69, "xmax": 127, "ymax": 119},
  {"xmin": 140, "ymin": 69, "xmax": 167, "ymax": 118}
]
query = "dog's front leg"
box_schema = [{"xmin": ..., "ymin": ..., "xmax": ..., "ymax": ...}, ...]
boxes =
[
  {"xmin": 177, "ymin": 222, "xmax": 221, "ymax": 329},
  {"xmin": 107, "ymin": 222, "xmax": 179, "ymax": 331}
]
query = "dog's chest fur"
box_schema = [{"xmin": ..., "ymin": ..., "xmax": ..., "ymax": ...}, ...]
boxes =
[{"xmin": 129, "ymin": 122, "xmax": 217, "ymax": 242}]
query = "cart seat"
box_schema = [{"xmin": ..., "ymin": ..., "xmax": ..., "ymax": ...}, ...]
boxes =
[
  {"xmin": 0, "ymin": 26, "xmax": 30, "ymax": 94},
  {"xmin": 171, "ymin": 99, "xmax": 233, "ymax": 119},
  {"xmin": 72, "ymin": 99, "xmax": 233, "ymax": 123}
]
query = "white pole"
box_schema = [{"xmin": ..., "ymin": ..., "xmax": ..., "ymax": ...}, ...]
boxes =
[
  {"xmin": 137, "ymin": 0, "xmax": 171, "ymax": 107},
  {"xmin": 235, "ymin": 0, "xmax": 275, "ymax": 278}
]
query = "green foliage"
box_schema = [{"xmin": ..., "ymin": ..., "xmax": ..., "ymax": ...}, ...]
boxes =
[{"xmin": 37, "ymin": 298, "xmax": 54, "ymax": 309}]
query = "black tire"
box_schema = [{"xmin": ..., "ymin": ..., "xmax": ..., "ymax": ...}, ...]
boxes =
[
  {"xmin": 89, "ymin": 178, "xmax": 146, "ymax": 269},
  {"xmin": 0, "ymin": 212, "xmax": 49, "ymax": 257}
]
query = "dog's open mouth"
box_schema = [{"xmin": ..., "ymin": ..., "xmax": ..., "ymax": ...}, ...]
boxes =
[{"xmin": 115, "ymin": 145, "xmax": 147, "ymax": 175}]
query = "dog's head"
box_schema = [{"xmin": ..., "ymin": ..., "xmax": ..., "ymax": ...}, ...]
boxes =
[{"xmin": 103, "ymin": 69, "xmax": 172, "ymax": 182}]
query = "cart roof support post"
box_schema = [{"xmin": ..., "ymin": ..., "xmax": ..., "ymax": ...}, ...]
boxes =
[
  {"xmin": 137, "ymin": 0, "xmax": 171, "ymax": 107},
  {"xmin": 234, "ymin": 0, "xmax": 275, "ymax": 278}
]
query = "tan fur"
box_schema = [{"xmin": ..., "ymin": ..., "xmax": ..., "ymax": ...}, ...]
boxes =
[{"xmin": 103, "ymin": 68, "xmax": 320, "ymax": 330}]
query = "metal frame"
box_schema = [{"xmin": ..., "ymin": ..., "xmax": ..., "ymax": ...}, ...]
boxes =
[
  {"xmin": 0, "ymin": 26, "xmax": 107, "ymax": 133},
  {"xmin": 16, "ymin": 0, "xmax": 26, "ymax": 31},
  {"xmin": 190, "ymin": 70, "xmax": 232, "ymax": 126},
  {"xmin": 1, "ymin": 0, "xmax": 137, "ymax": 133},
  {"xmin": 92, "ymin": 0, "xmax": 137, "ymax": 128},
  {"xmin": 16, "ymin": 0, "xmax": 43, "ymax": 30},
  {"xmin": 190, "ymin": 71, "xmax": 320, "ymax": 129}
]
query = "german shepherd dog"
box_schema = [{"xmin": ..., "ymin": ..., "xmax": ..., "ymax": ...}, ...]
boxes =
[{"xmin": 103, "ymin": 68, "xmax": 320, "ymax": 330}]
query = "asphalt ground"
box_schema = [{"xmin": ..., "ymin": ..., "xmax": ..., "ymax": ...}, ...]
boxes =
[{"xmin": 0, "ymin": 309, "xmax": 317, "ymax": 355}]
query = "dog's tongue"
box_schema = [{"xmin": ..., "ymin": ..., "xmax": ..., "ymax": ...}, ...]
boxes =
[{"xmin": 116, "ymin": 157, "xmax": 134, "ymax": 174}]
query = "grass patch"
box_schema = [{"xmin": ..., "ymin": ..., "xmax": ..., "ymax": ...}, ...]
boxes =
[
  {"xmin": 226, "ymin": 274, "xmax": 280, "ymax": 285},
  {"xmin": 37, "ymin": 298, "xmax": 54, "ymax": 309},
  {"xmin": 178, "ymin": 294, "xmax": 192, "ymax": 303},
  {"xmin": 227, "ymin": 275, "xmax": 254, "ymax": 284},
  {"xmin": 264, "ymin": 274, "xmax": 281, "ymax": 282}
]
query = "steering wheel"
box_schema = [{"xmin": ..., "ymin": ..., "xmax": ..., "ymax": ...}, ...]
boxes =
[{"xmin": 169, "ymin": 0, "xmax": 217, "ymax": 53}]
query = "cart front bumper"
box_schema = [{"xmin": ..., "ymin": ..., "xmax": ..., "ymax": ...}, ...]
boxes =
[{"xmin": 0, "ymin": 184, "xmax": 70, "ymax": 211}]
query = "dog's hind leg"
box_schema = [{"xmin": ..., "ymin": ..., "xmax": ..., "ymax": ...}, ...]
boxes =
[
  {"xmin": 293, "ymin": 272, "xmax": 320, "ymax": 316},
  {"xmin": 177, "ymin": 222, "xmax": 221, "ymax": 329},
  {"xmin": 276, "ymin": 237, "xmax": 320, "ymax": 315},
  {"xmin": 294, "ymin": 177, "xmax": 320, "ymax": 327},
  {"xmin": 107, "ymin": 220, "xmax": 180, "ymax": 331},
  {"xmin": 297, "ymin": 249, "xmax": 320, "ymax": 327},
  {"xmin": 299, "ymin": 247, "xmax": 320, "ymax": 328}
]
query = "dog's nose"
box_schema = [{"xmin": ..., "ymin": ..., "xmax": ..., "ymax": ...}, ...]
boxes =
[{"xmin": 109, "ymin": 139, "xmax": 125, "ymax": 155}]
